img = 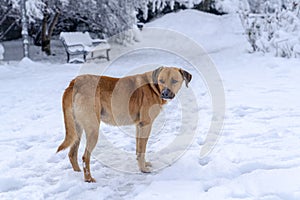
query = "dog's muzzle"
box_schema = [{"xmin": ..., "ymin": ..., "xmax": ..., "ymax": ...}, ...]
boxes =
[{"xmin": 161, "ymin": 88, "xmax": 175, "ymax": 99}]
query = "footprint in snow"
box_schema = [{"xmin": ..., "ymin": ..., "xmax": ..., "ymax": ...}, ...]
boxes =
[{"xmin": 231, "ymin": 106, "xmax": 262, "ymax": 118}]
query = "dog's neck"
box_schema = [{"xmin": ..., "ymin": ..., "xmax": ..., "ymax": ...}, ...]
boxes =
[{"xmin": 143, "ymin": 72, "xmax": 167, "ymax": 105}]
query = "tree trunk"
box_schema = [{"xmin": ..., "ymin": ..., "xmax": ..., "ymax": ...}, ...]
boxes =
[
  {"xmin": 21, "ymin": 0, "xmax": 29, "ymax": 58},
  {"xmin": 41, "ymin": 10, "xmax": 50, "ymax": 55},
  {"xmin": 41, "ymin": 7, "xmax": 60, "ymax": 56},
  {"xmin": 48, "ymin": 11, "xmax": 60, "ymax": 38},
  {"xmin": 41, "ymin": 37, "xmax": 51, "ymax": 55}
]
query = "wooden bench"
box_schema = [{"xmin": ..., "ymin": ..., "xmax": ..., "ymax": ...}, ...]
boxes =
[{"xmin": 59, "ymin": 32, "xmax": 110, "ymax": 63}]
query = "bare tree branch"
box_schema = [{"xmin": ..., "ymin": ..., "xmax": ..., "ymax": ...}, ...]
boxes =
[
  {"xmin": 0, "ymin": 20, "xmax": 17, "ymax": 40},
  {"xmin": 0, "ymin": 4, "xmax": 13, "ymax": 25}
]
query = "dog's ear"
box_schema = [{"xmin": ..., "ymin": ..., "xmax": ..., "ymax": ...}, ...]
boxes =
[
  {"xmin": 180, "ymin": 69, "xmax": 192, "ymax": 88},
  {"xmin": 152, "ymin": 67, "xmax": 164, "ymax": 84}
]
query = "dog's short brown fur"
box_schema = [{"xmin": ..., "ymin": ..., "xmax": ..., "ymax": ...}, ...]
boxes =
[{"xmin": 57, "ymin": 66, "xmax": 192, "ymax": 182}]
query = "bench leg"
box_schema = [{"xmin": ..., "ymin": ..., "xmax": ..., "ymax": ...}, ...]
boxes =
[
  {"xmin": 106, "ymin": 50, "xmax": 110, "ymax": 61},
  {"xmin": 83, "ymin": 54, "xmax": 86, "ymax": 62},
  {"xmin": 67, "ymin": 53, "xmax": 70, "ymax": 63}
]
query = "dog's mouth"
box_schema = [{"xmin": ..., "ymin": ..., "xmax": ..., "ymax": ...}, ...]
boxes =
[
  {"xmin": 161, "ymin": 95, "xmax": 175, "ymax": 100},
  {"xmin": 160, "ymin": 88, "xmax": 175, "ymax": 100}
]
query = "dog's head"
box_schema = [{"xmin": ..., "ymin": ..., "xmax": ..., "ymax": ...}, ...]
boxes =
[{"xmin": 152, "ymin": 66, "xmax": 192, "ymax": 100}]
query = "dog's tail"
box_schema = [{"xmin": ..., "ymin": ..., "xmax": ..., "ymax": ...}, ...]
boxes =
[{"xmin": 57, "ymin": 79, "xmax": 78, "ymax": 153}]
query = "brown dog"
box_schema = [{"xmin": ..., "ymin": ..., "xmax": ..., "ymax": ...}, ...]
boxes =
[{"xmin": 57, "ymin": 66, "xmax": 192, "ymax": 182}]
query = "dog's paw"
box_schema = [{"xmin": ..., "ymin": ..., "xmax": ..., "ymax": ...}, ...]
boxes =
[
  {"xmin": 73, "ymin": 167, "xmax": 81, "ymax": 172},
  {"xmin": 140, "ymin": 167, "xmax": 151, "ymax": 173},
  {"xmin": 85, "ymin": 177, "xmax": 96, "ymax": 183},
  {"xmin": 145, "ymin": 161, "xmax": 152, "ymax": 167}
]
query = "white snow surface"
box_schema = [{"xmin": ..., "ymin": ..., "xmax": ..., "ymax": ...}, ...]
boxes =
[{"xmin": 1, "ymin": 10, "xmax": 300, "ymax": 199}]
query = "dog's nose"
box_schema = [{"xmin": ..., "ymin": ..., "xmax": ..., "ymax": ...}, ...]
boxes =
[{"xmin": 161, "ymin": 88, "xmax": 174, "ymax": 99}]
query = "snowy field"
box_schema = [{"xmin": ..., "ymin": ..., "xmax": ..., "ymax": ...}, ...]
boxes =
[{"xmin": 1, "ymin": 10, "xmax": 300, "ymax": 200}]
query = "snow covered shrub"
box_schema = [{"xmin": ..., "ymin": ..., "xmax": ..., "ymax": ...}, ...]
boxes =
[
  {"xmin": 239, "ymin": 0, "xmax": 300, "ymax": 58},
  {"xmin": 214, "ymin": 0, "xmax": 249, "ymax": 13}
]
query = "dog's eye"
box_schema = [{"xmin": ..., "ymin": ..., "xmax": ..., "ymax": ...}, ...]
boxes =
[
  {"xmin": 171, "ymin": 79, "xmax": 178, "ymax": 84},
  {"xmin": 159, "ymin": 79, "xmax": 165, "ymax": 84}
]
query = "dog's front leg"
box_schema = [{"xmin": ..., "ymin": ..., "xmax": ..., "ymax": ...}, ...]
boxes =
[{"xmin": 136, "ymin": 122, "xmax": 152, "ymax": 173}]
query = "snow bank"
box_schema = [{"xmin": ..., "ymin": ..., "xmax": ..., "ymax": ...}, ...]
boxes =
[{"xmin": 18, "ymin": 57, "xmax": 35, "ymax": 66}]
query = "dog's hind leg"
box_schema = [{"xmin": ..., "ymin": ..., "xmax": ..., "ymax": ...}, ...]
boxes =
[
  {"xmin": 82, "ymin": 121, "xmax": 99, "ymax": 183},
  {"xmin": 68, "ymin": 122, "xmax": 83, "ymax": 172}
]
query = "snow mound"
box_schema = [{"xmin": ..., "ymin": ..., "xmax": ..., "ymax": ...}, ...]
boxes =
[
  {"xmin": 18, "ymin": 57, "xmax": 36, "ymax": 67},
  {"xmin": 147, "ymin": 9, "xmax": 247, "ymax": 55}
]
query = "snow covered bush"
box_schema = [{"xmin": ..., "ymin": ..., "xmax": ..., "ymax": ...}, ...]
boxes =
[
  {"xmin": 214, "ymin": 0, "xmax": 249, "ymax": 13},
  {"xmin": 240, "ymin": 0, "xmax": 300, "ymax": 58}
]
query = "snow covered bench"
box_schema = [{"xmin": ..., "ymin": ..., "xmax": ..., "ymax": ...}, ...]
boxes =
[{"xmin": 59, "ymin": 32, "xmax": 110, "ymax": 63}]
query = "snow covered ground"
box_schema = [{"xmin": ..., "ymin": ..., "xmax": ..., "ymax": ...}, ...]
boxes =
[{"xmin": 1, "ymin": 10, "xmax": 300, "ymax": 199}]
